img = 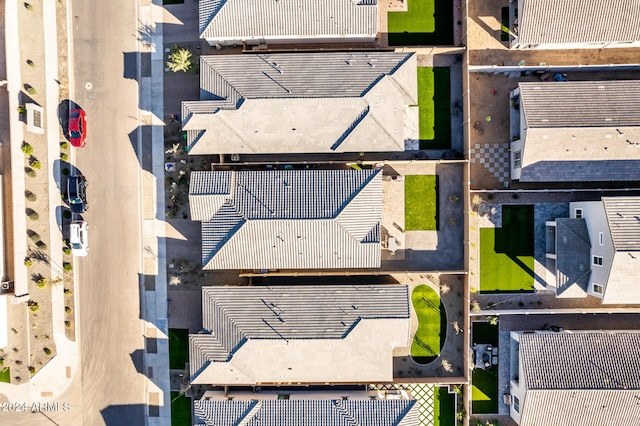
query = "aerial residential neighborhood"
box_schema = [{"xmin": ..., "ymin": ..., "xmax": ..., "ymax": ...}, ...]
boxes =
[{"xmin": 0, "ymin": 0, "xmax": 638, "ymax": 426}]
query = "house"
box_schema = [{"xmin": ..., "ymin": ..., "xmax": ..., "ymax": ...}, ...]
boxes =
[
  {"xmin": 188, "ymin": 284, "xmax": 410, "ymax": 385},
  {"xmin": 181, "ymin": 52, "xmax": 417, "ymax": 155},
  {"xmin": 193, "ymin": 388, "xmax": 419, "ymax": 426},
  {"xmin": 509, "ymin": 81, "xmax": 640, "ymax": 183},
  {"xmin": 509, "ymin": 331, "xmax": 640, "ymax": 425},
  {"xmin": 510, "ymin": 0, "xmax": 640, "ymax": 49},
  {"xmin": 545, "ymin": 197, "xmax": 640, "ymax": 304},
  {"xmin": 199, "ymin": 0, "xmax": 378, "ymax": 48},
  {"xmin": 189, "ymin": 169, "xmax": 383, "ymax": 270}
]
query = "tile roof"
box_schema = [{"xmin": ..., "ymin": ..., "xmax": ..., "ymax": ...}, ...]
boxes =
[
  {"xmin": 199, "ymin": 0, "xmax": 378, "ymax": 41},
  {"xmin": 189, "ymin": 285, "xmax": 410, "ymax": 384},
  {"xmin": 517, "ymin": 0, "xmax": 640, "ymax": 46},
  {"xmin": 520, "ymin": 332, "xmax": 640, "ymax": 390},
  {"xmin": 520, "ymin": 389, "xmax": 640, "ymax": 426},
  {"xmin": 517, "ymin": 81, "xmax": 640, "ymax": 182},
  {"xmin": 181, "ymin": 52, "xmax": 417, "ymax": 154},
  {"xmin": 602, "ymin": 197, "xmax": 640, "ymax": 251},
  {"xmin": 520, "ymin": 81, "xmax": 640, "ymax": 128},
  {"xmin": 189, "ymin": 169, "xmax": 383, "ymax": 270},
  {"xmin": 194, "ymin": 399, "xmax": 419, "ymax": 426},
  {"xmin": 554, "ymin": 218, "xmax": 591, "ymax": 297}
]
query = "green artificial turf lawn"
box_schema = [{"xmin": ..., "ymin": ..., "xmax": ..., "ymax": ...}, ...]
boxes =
[
  {"xmin": 405, "ymin": 175, "xmax": 438, "ymax": 231},
  {"xmin": 388, "ymin": 0, "xmax": 436, "ymax": 33},
  {"xmin": 435, "ymin": 386, "xmax": 456, "ymax": 426},
  {"xmin": 0, "ymin": 367, "xmax": 9, "ymax": 383},
  {"xmin": 171, "ymin": 392, "xmax": 191, "ymax": 426},
  {"xmin": 418, "ymin": 67, "xmax": 451, "ymax": 149},
  {"xmin": 472, "ymin": 367, "xmax": 499, "ymax": 414},
  {"xmin": 410, "ymin": 285, "xmax": 444, "ymax": 363},
  {"xmin": 169, "ymin": 328, "xmax": 189, "ymax": 370},
  {"xmin": 480, "ymin": 205, "xmax": 535, "ymax": 293},
  {"xmin": 472, "ymin": 322, "xmax": 499, "ymax": 347}
]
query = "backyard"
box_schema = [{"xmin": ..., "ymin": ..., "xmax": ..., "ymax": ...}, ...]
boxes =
[
  {"xmin": 171, "ymin": 392, "xmax": 191, "ymax": 426},
  {"xmin": 418, "ymin": 67, "xmax": 451, "ymax": 149},
  {"xmin": 471, "ymin": 322, "xmax": 499, "ymax": 414},
  {"xmin": 169, "ymin": 328, "xmax": 189, "ymax": 370},
  {"xmin": 411, "ymin": 284, "xmax": 445, "ymax": 364},
  {"xmin": 434, "ymin": 386, "xmax": 456, "ymax": 426},
  {"xmin": 387, "ymin": 0, "xmax": 453, "ymax": 46},
  {"xmin": 480, "ymin": 205, "xmax": 535, "ymax": 293},
  {"xmin": 405, "ymin": 175, "xmax": 438, "ymax": 231}
]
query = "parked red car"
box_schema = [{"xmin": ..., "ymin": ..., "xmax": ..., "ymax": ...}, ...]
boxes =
[{"xmin": 69, "ymin": 109, "xmax": 86, "ymax": 147}]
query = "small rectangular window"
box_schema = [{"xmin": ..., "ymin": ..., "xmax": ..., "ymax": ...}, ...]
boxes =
[
  {"xmin": 513, "ymin": 151, "xmax": 522, "ymax": 169},
  {"xmin": 593, "ymin": 283, "xmax": 603, "ymax": 295},
  {"xmin": 514, "ymin": 395, "xmax": 520, "ymax": 413},
  {"xmin": 599, "ymin": 232, "xmax": 604, "ymax": 246},
  {"xmin": 575, "ymin": 208, "xmax": 583, "ymax": 218},
  {"xmin": 593, "ymin": 256, "xmax": 603, "ymax": 266}
]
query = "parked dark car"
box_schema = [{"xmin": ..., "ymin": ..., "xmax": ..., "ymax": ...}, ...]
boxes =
[{"xmin": 67, "ymin": 175, "xmax": 88, "ymax": 213}]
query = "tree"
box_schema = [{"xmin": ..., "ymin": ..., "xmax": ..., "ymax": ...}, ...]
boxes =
[{"xmin": 167, "ymin": 46, "xmax": 193, "ymax": 73}]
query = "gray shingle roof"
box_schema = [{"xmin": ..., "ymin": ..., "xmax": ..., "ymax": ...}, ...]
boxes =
[
  {"xmin": 181, "ymin": 52, "xmax": 417, "ymax": 154},
  {"xmin": 520, "ymin": 81, "xmax": 640, "ymax": 128},
  {"xmin": 602, "ymin": 197, "xmax": 640, "ymax": 251},
  {"xmin": 520, "ymin": 332, "xmax": 640, "ymax": 390},
  {"xmin": 199, "ymin": 0, "xmax": 378, "ymax": 41},
  {"xmin": 517, "ymin": 81, "xmax": 640, "ymax": 182},
  {"xmin": 189, "ymin": 170, "xmax": 383, "ymax": 270},
  {"xmin": 517, "ymin": 0, "xmax": 640, "ymax": 46},
  {"xmin": 194, "ymin": 399, "xmax": 419, "ymax": 426},
  {"xmin": 555, "ymin": 218, "xmax": 591, "ymax": 297},
  {"xmin": 189, "ymin": 284, "xmax": 410, "ymax": 380},
  {"xmin": 521, "ymin": 390, "xmax": 640, "ymax": 426}
]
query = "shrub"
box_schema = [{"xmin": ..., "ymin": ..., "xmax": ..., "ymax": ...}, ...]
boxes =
[
  {"xmin": 63, "ymin": 247, "xmax": 71, "ymax": 255},
  {"xmin": 60, "ymin": 153, "xmax": 68, "ymax": 161},
  {"xmin": 27, "ymin": 210, "xmax": 39, "ymax": 220},
  {"xmin": 24, "ymin": 3, "xmax": 33, "ymax": 10},
  {"xmin": 512, "ymin": 193, "xmax": 519, "ymax": 199},
  {"xmin": 43, "ymin": 348, "xmax": 51, "ymax": 356},
  {"xmin": 167, "ymin": 45, "xmax": 194, "ymax": 72},
  {"xmin": 63, "ymin": 262, "xmax": 72, "ymax": 271},
  {"xmin": 28, "ymin": 366, "xmax": 35, "ymax": 374},
  {"xmin": 25, "ymin": 190, "xmax": 36, "ymax": 202},
  {"xmin": 14, "ymin": 360, "xmax": 22, "ymax": 365},
  {"xmin": 17, "ymin": 105, "xmax": 26, "ymax": 114},
  {"xmin": 65, "ymin": 306, "xmax": 72, "ymax": 313},
  {"xmin": 36, "ymin": 278, "xmax": 47, "ymax": 288},
  {"xmin": 28, "ymin": 231, "xmax": 41, "ymax": 242},
  {"xmin": 487, "ymin": 193, "xmax": 494, "ymax": 200},
  {"xmin": 28, "ymin": 302, "xmax": 39, "ymax": 312},
  {"xmin": 29, "ymin": 157, "xmax": 41, "ymax": 170},
  {"xmin": 60, "ymin": 141, "xmax": 69, "ymax": 149},
  {"xmin": 24, "ymin": 257, "xmax": 33, "ymax": 267},
  {"xmin": 62, "ymin": 167, "xmax": 69, "ymax": 176},
  {"xmin": 21, "ymin": 142, "xmax": 33, "ymax": 155},
  {"xmin": 26, "ymin": 59, "xmax": 35, "ymax": 67},
  {"xmin": 64, "ymin": 288, "xmax": 72, "ymax": 296},
  {"xmin": 25, "ymin": 167, "xmax": 36, "ymax": 178},
  {"xmin": 62, "ymin": 210, "xmax": 71, "ymax": 219},
  {"xmin": 64, "ymin": 320, "xmax": 71, "ymax": 328},
  {"xmin": 26, "ymin": 86, "xmax": 37, "ymax": 95}
]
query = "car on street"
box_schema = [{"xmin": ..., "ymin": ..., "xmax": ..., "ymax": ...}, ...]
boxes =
[
  {"xmin": 67, "ymin": 175, "xmax": 88, "ymax": 213},
  {"xmin": 69, "ymin": 109, "xmax": 87, "ymax": 147},
  {"xmin": 69, "ymin": 221, "xmax": 89, "ymax": 257}
]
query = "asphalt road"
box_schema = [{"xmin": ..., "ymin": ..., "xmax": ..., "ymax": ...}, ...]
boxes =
[{"xmin": 62, "ymin": 0, "xmax": 147, "ymax": 424}]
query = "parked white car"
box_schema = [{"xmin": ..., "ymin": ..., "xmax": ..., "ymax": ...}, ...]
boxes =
[{"xmin": 69, "ymin": 221, "xmax": 89, "ymax": 257}]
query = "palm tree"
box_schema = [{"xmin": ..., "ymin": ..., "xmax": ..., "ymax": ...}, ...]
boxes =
[{"xmin": 167, "ymin": 46, "xmax": 193, "ymax": 73}]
